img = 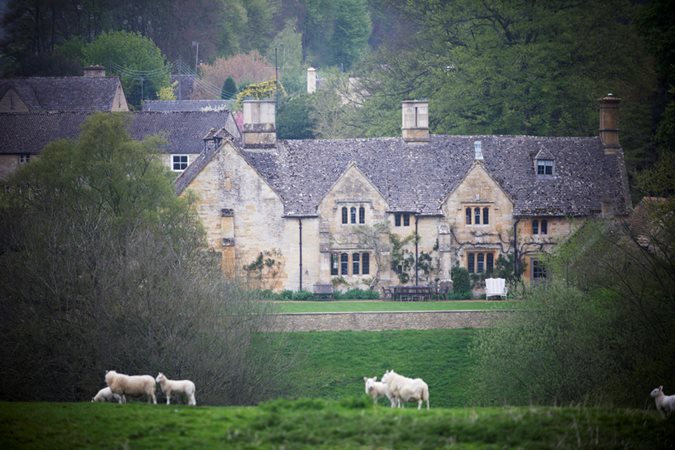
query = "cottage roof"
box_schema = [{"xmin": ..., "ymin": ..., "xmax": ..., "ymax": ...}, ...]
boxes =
[
  {"xmin": 142, "ymin": 99, "xmax": 232, "ymax": 112},
  {"xmin": 0, "ymin": 111, "xmax": 233, "ymax": 155},
  {"xmin": 0, "ymin": 77, "xmax": 123, "ymax": 112},
  {"xmin": 179, "ymin": 134, "xmax": 628, "ymax": 218}
]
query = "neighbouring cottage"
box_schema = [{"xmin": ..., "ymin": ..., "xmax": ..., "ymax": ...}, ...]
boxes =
[
  {"xmin": 142, "ymin": 99, "xmax": 233, "ymax": 112},
  {"xmin": 0, "ymin": 110, "xmax": 238, "ymax": 180},
  {"xmin": 176, "ymin": 96, "xmax": 631, "ymax": 292}
]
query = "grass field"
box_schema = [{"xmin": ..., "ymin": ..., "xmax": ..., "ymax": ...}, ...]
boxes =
[
  {"xmin": 1, "ymin": 400, "xmax": 673, "ymax": 449},
  {"xmin": 276, "ymin": 329, "xmax": 478, "ymax": 408},
  {"xmin": 271, "ymin": 300, "xmax": 517, "ymax": 313}
]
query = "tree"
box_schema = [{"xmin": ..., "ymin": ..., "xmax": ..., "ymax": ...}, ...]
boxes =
[
  {"xmin": 277, "ymin": 93, "xmax": 315, "ymax": 139},
  {"xmin": 221, "ymin": 76, "xmax": 237, "ymax": 100},
  {"xmin": 0, "ymin": 113, "xmax": 289, "ymax": 403},
  {"xmin": 82, "ymin": 31, "xmax": 171, "ymax": 108},
  {"xmin": 332, "ymin": 0, "xmax": 371, "ymax": 70},
  {"xmin": 194, "ymin": 51, "xmax": 274, "ymax": 100},
  {"xmin": 266, "ymin": 19, "xmax": 305, "ymax": 93}
]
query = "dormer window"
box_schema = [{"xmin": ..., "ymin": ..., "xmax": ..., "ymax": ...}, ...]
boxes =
[
  {"xmin": 536, "ymin": 159, "xmax": 554, "ymax": 176},
  {"xmin": 172, "ymin": 154, "xmax": 189, "ymax": 172}
]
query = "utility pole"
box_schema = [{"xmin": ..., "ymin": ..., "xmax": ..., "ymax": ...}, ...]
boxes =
[
  {"xmin": 192, "ymin": 41, "xmax": 199, "ymax": 72},
  {"xmin": 274, "ymin": 47, "xmax": 279, "ymax": 105}
]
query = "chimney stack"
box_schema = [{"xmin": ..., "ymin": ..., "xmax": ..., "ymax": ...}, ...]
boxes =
[
  {"xmin": 307, "ymin": 67, "xmax": 317, "ymax": 94},
  {"xmin": 83, "ymin": 65, "xmax": 106, "ymax": 77},
  {"xmin": 242, "ymin": 100, "xmax": 276, "ymax": 148},
  {"xmin": 599, "ymin": 94, "xmax": 621, "ymax": 154},
  {"xmin": 401, "ymin": 100, "xmax": 430, "ymax": 143}
]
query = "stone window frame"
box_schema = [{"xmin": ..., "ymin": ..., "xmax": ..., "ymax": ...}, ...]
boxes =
[
  {"xmin": 465, "ymin": 205, "xmax": 490, "ymax": 226},
  {"xmin": 532, "ymin": 219, "xmax": 548, "ymax": 235},
  {"xmin": 332, "ymin": 251, "xmax": 371, "ymax": 277},
  {"xmin": 172, "ymin": 154, "xmax": 189, "ymax": 172},
  {"xmin": 467, "ymin": 250, "xmax": 495, "ymax": 274},
  {"xmin": 531, "ymin": 256, "xmax": 547, "ymax": 280},
  {"xmin": 339, "ymin": 202, "xmax": 368, "ymax": 226},
  {"xmin": 394, "ymin": 212, "xmax": 411, "ymax": 227},
  {"xmin": 19, "ymin": 153, "xmax": 30, "ymax": 164}
]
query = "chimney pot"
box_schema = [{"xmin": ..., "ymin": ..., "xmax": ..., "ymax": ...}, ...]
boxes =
[
  {"xmin": 242, "ymin": 100, "xmax": 276, "ymax": 148},
  {"xmin": 307, "ymin": 67, "xmax": 317, "ymax": 94},
  {"xmin": 474, "ymin": 140, "xmax": 484, "ymax": 160}
]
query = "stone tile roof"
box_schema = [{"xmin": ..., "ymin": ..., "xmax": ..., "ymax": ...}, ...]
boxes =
[
  {"xmin": 142, "ymin": 99, "xmax": 233, "ymax": 112},
  {"xmin": 0, "ymin": 77, "xmax": 123, "ymax": 111},
  {"xmin": 0, "ymin": 111, "xmax": 234, "ymax": 155},
  {"xmin": 187, "ymin": 134, "xmax": 628, "ymax": 218}
]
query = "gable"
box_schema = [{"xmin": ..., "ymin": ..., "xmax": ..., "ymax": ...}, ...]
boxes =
[
  {"xmin": 318, "ymin": 163, "xmax": 387, "ymax": 214},
  {"xmin": 0, "ymin": 89, "xmax": 29, "ymax": 112}
]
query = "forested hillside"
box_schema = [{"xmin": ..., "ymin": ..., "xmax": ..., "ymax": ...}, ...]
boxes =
[{"xmin": 1, "ymin": 0, "xmax": 672, "ymax": 185}]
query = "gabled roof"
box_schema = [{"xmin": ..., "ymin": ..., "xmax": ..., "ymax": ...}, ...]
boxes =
[
  {"xmin": 0, "ymin": 77, "xmax": 124, "ymax": 112},
  {"xmin": 0, "ymin": 111, "xmax": 234, "ymax": 155},
  {"xmin": 142, "ymin": 99, "xmax": 232, "ymax": 112},
  {"xmin": 181, "ymin": 134, "xmax": 629, "ymax": 218}
]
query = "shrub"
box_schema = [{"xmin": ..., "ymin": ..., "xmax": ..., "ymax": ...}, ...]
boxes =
[
  {"xmin": 451, "ymin": 266, "xmax": 471, "ymax": 293},
  {"xmin": 334, "ymin": 289, "xmax": 379, "ymax": 300}
]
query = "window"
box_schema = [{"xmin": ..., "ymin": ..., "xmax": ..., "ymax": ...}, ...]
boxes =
[
  {"xmin": 19, "ymin": 154, "xmax": 30, "ymax": 164},
  {"xmin": 532, "ymin": 258, "xmax": 547, "ymax": 280},
  {"xmin": 352, "ymin": 253, "xmax": 360, "ymax": 275},
  {"xmin": 362, "ymin": 253, "xmax": 370, "ymax": 275},
  {"xmin": 395, "ymin": 213, "xmax": 411, "ymax": 227},
  {"xmin": 340, "ymin": 253, "xmax": 349, "ymax": 275},
  {"xmin": 533, "ymin": 219, "xmax": 548, "ymax": 235},
  {"xmin": 331, "ymin": 254, "xmax": 339, "ymax": 276},
  {"xmin": 466, "ymin": 206, "xmax": 490, "ymax": 226},
  {"xmin": 172, "ymin": 154, "xmax": 188, "ymax": 171},
  {"xmin": 467, "ymin": 251, "xmax": 496, "ymax": 274},
  {"xmin": 536, "ymin": 159, "xmax": 554, "ymax": 175},
  {"xmin": 359, "ymin": 206, "xmax": 365, "ymax": 224},
  {"xmin": 350, "ymin": 207, "xmax": 357, "ymax": 224},
  {"xmin": 342, "ymin": 207, "xmax": 348, "ymax": 224}
]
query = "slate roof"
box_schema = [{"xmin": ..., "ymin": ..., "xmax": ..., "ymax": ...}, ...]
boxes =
[
  {"xmin": 0, "ymin": 77, "xmax": 123, "ymax": 112},
  {"xmin": 178, "ymin": 134, "xmax": 630, "ymax": 218},
  {"xmin": 0, "ymin": 111, "xmax": 234, "ymax": 155},
  {"xmin": 142, "ymin": 99, "xmax": 232, "ymax": 112}
]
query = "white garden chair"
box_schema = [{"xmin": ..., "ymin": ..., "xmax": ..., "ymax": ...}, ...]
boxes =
[{"xmin": 485, "ymin": 277, "xmax": 508, "ymax": 300}]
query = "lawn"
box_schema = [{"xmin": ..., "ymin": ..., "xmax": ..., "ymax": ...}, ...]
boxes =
[
  {"xmin": 1, "ymin": 400, "xmax": 673, "ymax": 449},
  {"xmin": 276, "ymin": 329, "xmax": 478, "ymax": 408},
  {"xmin": 271, "ymin": 300, "xmax": 517, "ymax": 313}
]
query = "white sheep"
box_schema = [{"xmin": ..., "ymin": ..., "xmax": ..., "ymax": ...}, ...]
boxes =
[
  {"xmin": 156, "ymin": 372, "xmax": 197, "ymax": 406},
  {"xmin": 381, "ymin": 369, "xmax": 430, "ymax": 410},
  {"xmin": 91, "ymin": 386, "xmax": 122, "ymax": 403},
  {"xmin": 650, "ymin": 385, "xmax": 675, "ymax": 417},
  {"xmin": 105, "ymin": 370, "xmax": 157, "ymax": 404},
  {"xmin": 363, "ymin": 376, "xmax": 396, "ymax": 407}
]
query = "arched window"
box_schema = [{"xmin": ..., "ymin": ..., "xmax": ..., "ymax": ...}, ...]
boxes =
[
  {"xmin": 541, "ymin": 219, "xmax": 548, "ymax": 235},
  {"xmin": 532, "ymin": 219, "xmax": 539, "ymax": 235},
  {"xmin": 483, "ymin": 207, "xmax": 489, "ymax": 225},
  {"xmin": 350, "ymin": 207, "xmax": 357, "ymax": 224},
  {"xmin": 340, "ymin": 253, "xmax": 349, "ymax": 275},
  {"xmin": 341, "ymin": 207, "xmax": 348, "ymax": 224},
  {"xmin": 474, "ymin": 207, "xmax": 481, "ymax": 225},
  {"xmin": 359, "ymin": 206, "xmax": 365, "ymax": 224},
  {"xmin": 352, "ymin": 253, "xmax": 360, "ymax": 275},
  {"xmin": 466, "ymin": 207, "xmax": 472, "ymax": 225}
]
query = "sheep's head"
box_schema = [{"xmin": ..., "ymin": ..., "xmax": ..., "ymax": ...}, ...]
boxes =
[
  {"xmin": 651, "ymin": 386, "xmax": 663, "ymax": 398},
  {"xmin": 382, "ymin": 370, "xmax": 395, "ymax": 384},
  {"xmin": 156, "ymin": 372, "xmax": 166, "ymax": 383}
]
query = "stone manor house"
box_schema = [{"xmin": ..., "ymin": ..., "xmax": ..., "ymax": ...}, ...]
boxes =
[{"xmin": 176, "ymin": 96, "xmax": 631, "ymax": 292}]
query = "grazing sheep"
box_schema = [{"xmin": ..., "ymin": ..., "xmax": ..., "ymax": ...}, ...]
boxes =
[
  {"xmin": 91, "ymin": 386, "xmax": 122, "ymax": 403},
  {"xmin": 105, "ymin": 370, "xmax": 157, "ymax": 404},
  {"xmin": 363, "ymin": 376, "xmax": 396, "ymax": 407},
  {"xmin": 156, "ymin": 372, "xmax": 197, "ymax": 406},
  {"xmin": 381, "ymin": 369, "xmax": 430, "ymax": 410},
  {"xmin": 650, "ymin": 385, "xmax": 675, "ymax": 417}
]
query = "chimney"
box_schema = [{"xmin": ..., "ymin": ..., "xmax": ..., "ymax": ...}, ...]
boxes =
[
  {"xmin": 474, "ymin": 140, "xmax": 484, "ymax": 161},
  {"xmin": 307, "ymin": 67, "xmax": 317, "ymax": 94},
  {"xmin": 598, "ymin": 94, "xmax": 621, "ymax": 154},
  {"xmin": 83, "ymin": 65, "xmax": 106, "ymax": 77},
  {"xmin": 242, "ymin": 100, "xmax": 276, "ymax": 148},
  {"xmin": 401, "ymin": 100, "xmax": 430, "ymax": 143}
]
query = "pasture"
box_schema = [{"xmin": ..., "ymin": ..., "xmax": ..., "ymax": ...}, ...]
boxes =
[
  {"xmin": 271, "ymin": 300, "xmax": 517, "ymax": 313},
  {"xmin": 276, "ymin": 329, "xmax": 478, "ymax": 408},
  {"xmin": 1, "ymin": 400, "xmax": 673, "ymax": 449}
]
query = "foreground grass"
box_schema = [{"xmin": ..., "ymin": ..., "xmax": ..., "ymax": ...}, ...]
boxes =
[
  {"xmin": 277, "ymin": 329, "xmax": 477, "ymax": 408},
  {"xmin": 1, "ymin": 399, "xmax": 673, "ymax": 449},
  {"xmin": 272, "ymin": 300, "xmax": 517, "ymax": 313}
]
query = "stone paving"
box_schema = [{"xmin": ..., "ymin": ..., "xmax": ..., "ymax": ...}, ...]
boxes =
[{"xmin": 264, "ymin": 310, "xmax": 509, "ymax": 332}]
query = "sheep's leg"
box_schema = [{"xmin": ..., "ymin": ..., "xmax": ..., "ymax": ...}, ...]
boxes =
[
  {"xmin": 189, "ymin": 394, "xmax": 196, "ymax": 406},
  {"xmin": 166, "ymin": 391, "xmax": 171, "ymax": 405}
]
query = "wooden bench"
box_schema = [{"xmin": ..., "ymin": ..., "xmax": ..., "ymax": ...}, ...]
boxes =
[
  {"xmin": 392, "ymin": 286, "xmax": 432, "ymax": 301},
  {"xmin": 312, "ymin": 283, "xmax": 334, "ymax": 300}
]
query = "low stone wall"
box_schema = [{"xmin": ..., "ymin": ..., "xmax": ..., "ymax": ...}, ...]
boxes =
[{"xmin": 264, "ymin": 310, "xmax": 510, "ymax": 332}]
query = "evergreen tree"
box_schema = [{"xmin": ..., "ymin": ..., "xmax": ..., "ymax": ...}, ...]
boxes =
[{"xmin": 221, "ymin": 76, "xmax": 238, "ymax": 100}]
